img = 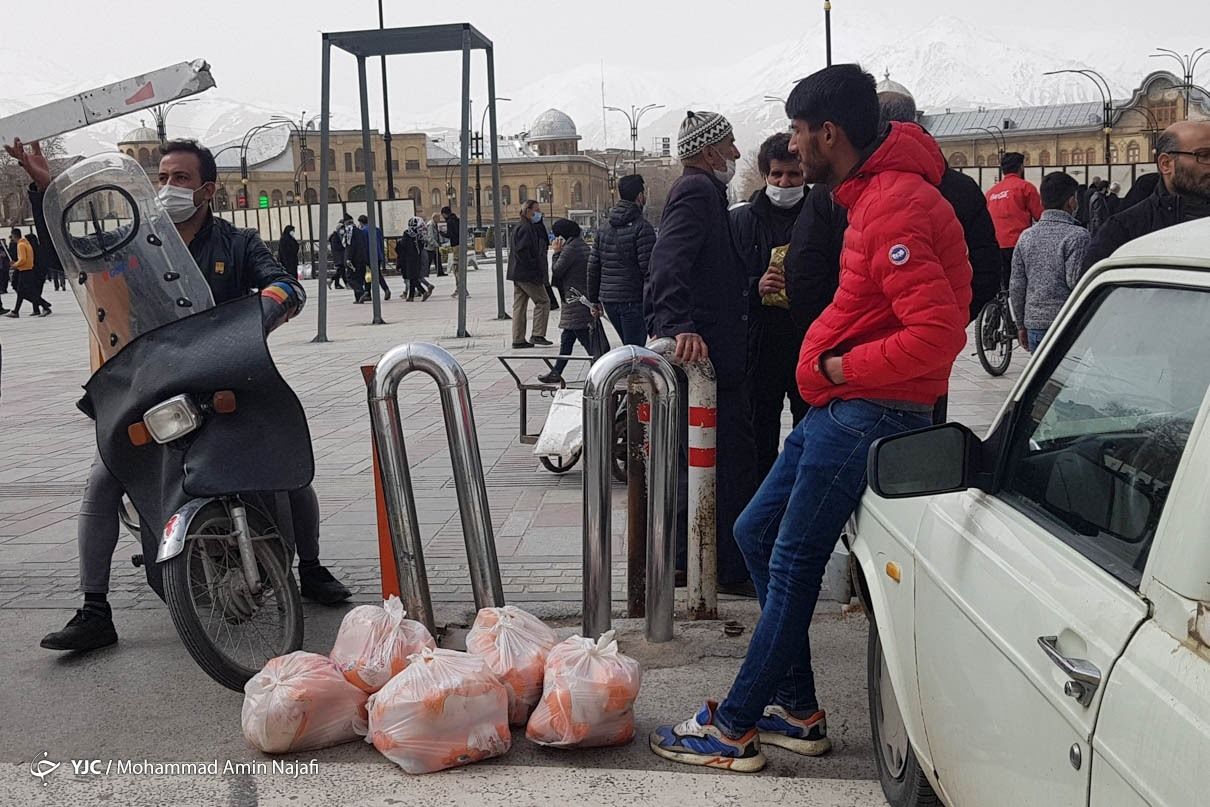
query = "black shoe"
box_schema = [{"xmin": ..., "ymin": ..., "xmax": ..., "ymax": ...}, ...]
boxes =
[
  {"xmin": 4, "ymin": 311, "xmax": 17, "ymax": 318},
  {"xmin": 422, "ymin": 286, "xmax": 433, "ymax": 302},
  {"xmin": 718, "ymin": 580, "xmax": 758, "ymax": 598},
  {"xmin": 512, "ymin": 340, "xmax": 534, "ymax": 349},
  {"xmin": 40, "ymin": 605, "xmax": 118, "ymax": 651},
  {"xmin": 537, "ymin": 371, "xmax": 562, "ymax": 384},
  {"xmin": 299, "ymin": 564, "xmax": 352, "ymax": 605},
  {"xmin": 384, "ymin": 290, "xmax": 392, "ymax": 300},
  {"xmin": 0, "ymin": 307, "xmax": 8, "ymax": 315},
  {"xmin": 531, "ymin": 336, "xmax": 553, "ymax": 346}
]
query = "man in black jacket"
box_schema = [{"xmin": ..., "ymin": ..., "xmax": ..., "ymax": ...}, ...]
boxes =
[
  {"xmin": 441, "ymin": 206, "xmax": 465, "ymax": 297},
  {"xmin": 783, "ymin": 91, "xmax": 1000, "ymax": 333},
  {"xmin": 5, "ymin": 137, "xmax": 350, "ymax": 652},
  {"xmin": 587, "ymin": 174, "xmax": 656, "ymax": 346},
  {"xmin": 347, "ymin": 215, "xmax": 371, "ymax": 304},
  {"xmin": 730, "ymin": 133, "xmax": 807, "ymax": 482},
  {"xmin": 647, "ymin": 110, "xmax": 755, "ymax": 594},
  {"xmin": 507, "ymin": 200, "xmax": 553, "ymax": 348},
  {"xmin": 1082, "ymin": 121, "xmax": 1210, "ymax": 271}
]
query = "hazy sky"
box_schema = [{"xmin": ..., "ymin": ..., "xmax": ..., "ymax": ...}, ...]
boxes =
[{"xmin": 5, "ymin": 0, "xmax": 1210, "ymax": 137}]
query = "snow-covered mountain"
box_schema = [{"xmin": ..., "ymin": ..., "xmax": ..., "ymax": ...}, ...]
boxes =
[{"xmin": 2, "ymin": 14, "xmax": 1169, "ymax": 169}]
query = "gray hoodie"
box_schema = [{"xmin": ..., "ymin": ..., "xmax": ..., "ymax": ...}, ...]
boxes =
[{"xmin": 1009, "ymin": 209, "xmax": 1090, "ymax": 330}]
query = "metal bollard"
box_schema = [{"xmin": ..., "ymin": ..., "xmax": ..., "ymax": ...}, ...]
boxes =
[
  {"xmin": 646, "ymin": 338, "xmax": 718, "ymax": 621},
  {"xmin": 366, "ymin": 342, "xmax": 505, "ymax": 635},
  {"xmin": 583, "ymin": 346, "xmax": 679, "ymax": 643}
]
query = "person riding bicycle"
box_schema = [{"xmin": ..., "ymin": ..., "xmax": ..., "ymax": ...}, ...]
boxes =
[
  {"xmin": 5, "ymin": 137, "xmax": 351, "ymax": 654},
  {"xmin": 985, "ymin": 152, "xmax": 1042, "ymax": 290}
]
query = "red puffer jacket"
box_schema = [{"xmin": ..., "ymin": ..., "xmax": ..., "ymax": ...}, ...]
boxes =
[{"xmin": 797, "ymin": 122, "xmax": 971, "ymax": 408}]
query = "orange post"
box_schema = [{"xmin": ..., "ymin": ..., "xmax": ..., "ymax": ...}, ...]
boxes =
[{"xmin": 362, "ymin": 363, "xmax": 401, "ymax": 599}]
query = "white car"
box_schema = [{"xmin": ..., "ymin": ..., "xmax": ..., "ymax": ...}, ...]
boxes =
[{"xmin": 849, "ymin": 217, "xmax": 1210, "ymax": 807}]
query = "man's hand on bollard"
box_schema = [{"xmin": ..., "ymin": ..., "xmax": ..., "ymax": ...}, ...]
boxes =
[
  {"xmin": 674, "ymin": 333, "xmax": 709, "ymax": 364},
  {"xmin": 758, "ymin": 266, "xmax": 785, "ymax": 297},
  {"xmin": 4, "ymin": 139, "xmax": 52, "ymax": 191}
]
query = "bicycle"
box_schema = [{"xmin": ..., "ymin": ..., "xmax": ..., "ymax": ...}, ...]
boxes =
[{"xmin": 975, "ymin": 287, "xmax": 1015, "ymax": 376}]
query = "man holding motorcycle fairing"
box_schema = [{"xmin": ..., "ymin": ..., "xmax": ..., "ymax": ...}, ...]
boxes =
[{"xmin": 5, "ymin": 137, "xmax": 351, "ymax": 654}]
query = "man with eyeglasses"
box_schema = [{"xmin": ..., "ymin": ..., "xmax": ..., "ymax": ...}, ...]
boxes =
[{"xmin": 1083, "ymin": 120, "xmax": 1210, "ymax": 271}]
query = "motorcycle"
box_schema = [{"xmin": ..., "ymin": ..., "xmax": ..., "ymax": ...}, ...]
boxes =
[{"xmin": 44, "ymin": 153, "xmax": 308, "ymax": 690}]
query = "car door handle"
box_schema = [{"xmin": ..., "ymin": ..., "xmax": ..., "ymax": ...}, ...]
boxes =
[{"xmin": 1038, "ymin": 635, "xmax": 1102, "ymax": 707}]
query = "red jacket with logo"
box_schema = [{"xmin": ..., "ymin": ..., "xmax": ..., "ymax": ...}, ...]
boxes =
[
  {"xmin": 986, "ymin": 173, "xmax": 1043, "ymax": 248},
  {"xmin": 796, "ymin": 122, "xmax": 971, "ymax": 409}
]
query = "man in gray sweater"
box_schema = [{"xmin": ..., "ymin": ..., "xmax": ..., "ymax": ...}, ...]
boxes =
[{"xmin": 1010, "ymin": 171, "xmax": 1090, "ymax": 352}]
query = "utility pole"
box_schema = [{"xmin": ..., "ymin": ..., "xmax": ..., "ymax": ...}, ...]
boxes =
[{"xmin": 824, "ymin": 1, "xmax": 833, "ymax": 66}]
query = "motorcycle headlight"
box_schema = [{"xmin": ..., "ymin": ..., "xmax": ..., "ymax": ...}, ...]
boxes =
[{"xmin": 143, "ymin": 395, "xmax": 202, "ymax": 444}]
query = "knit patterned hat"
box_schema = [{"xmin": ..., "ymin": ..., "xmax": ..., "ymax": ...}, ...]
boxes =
[{"xmin": 677, "ymin": 110, "xmax": 733, "ymax": 159}]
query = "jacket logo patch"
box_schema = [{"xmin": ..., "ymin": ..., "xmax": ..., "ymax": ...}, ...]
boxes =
[
  {"xmin": 214, "ymin": 261, "xmax": 225, "ymax": 275},
  {"xmin": 888, "ymin": 245, "xmax": 910, "ymax": 266}
]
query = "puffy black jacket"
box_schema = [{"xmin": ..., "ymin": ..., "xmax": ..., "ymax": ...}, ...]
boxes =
[
  {"xmin": 784, "ymin": 168, "xmax": 999, "ymax": 331},
  {"xmin": 587, "ymin": 200, "xmax": 656, "ymax": 304},
  {"xmin": 551, "ymin": 236, "xmax": 593, "ymax": 330},
  {"xmin": 1082, "ymin": 181, "xmax": 1204, "ymax": 272}
]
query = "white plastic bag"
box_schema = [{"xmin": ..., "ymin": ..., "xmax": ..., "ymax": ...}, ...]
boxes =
[
  {"xmin": 241, "ymin": 651, "xmax": 369, "ymax": 754},
  {"xmin": 534, "ymin": 388, "xmax": 583, "ymax": 462},
  {"xmin": 466, "ymin": 605, "xmax": 559, "ymax": 725},
  {"xmin": 329, "ymin": 595, "xmax": 436, "ymax": 693},
  {"xmin": 367, "ymin": 648, "xmax": 511, "ymax": 774},
  {"xmin": 526, "ymin": 630, "xmax": 642, "ymax": 748}
]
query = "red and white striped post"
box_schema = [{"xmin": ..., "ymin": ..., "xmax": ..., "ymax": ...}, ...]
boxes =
[{"xmin": 646, "ymin": 337, "xmax": 718, "ymax": 620}]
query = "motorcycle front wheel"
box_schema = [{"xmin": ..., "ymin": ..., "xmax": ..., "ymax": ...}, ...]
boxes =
[{"xmin": 162, "ymin": 501, "xmax": 303, "ymax": 691}]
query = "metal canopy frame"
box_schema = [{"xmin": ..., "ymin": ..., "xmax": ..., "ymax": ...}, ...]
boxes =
[{"xmin": 316, "ymin": 22, "xmax": 506, "ymax": 340}]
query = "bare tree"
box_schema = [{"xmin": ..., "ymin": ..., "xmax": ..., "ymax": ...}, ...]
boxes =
[
  {"xmin": 0, "ymin": 137, "xmax": 66, "ymax": 226},
  {"xmin": 736, "ymin": 157, "xmax": 764, "ymax": 203}
]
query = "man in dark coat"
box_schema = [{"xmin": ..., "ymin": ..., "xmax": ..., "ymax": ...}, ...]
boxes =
[
  {"xmin": 506, "ymin": 200, "xmax": 552, "ymax": 348},
  {"xmin": 730, "ymin": 133, "xmax": 808, "ymax": 483},
  {"xmin": 278, "ymin": 225, "xmax": 300, "ymax": 278},
  {"xmin": 347, "ymin": 215, "xmax": 370, "ymax": 303},
  {"xmin": 646, "ymin": 110, "xmax": 756, "ymax": 594},
  {"xmin": 1082, "ymin": 121, "xmax": 1210, "ymax": 271},
  {"xmin": 441, "ymin": 205, "xmax": 465, "ymax": 297},
  {"xmin": 587, "ymin": 174, "xmax": 657, "ymax": 346}
]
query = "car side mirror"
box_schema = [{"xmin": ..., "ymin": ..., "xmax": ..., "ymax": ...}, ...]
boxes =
[{"xmin": 868, "ymin": 422, "xmax": 987, "ymax": 499}]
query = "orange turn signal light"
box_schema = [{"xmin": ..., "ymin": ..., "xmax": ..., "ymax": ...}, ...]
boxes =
[
  {"xmin": 128, "ymin": 422, "xmax": 151, "ymax": 446},
  {"xmin": 885, "ymin": 561, "xmax": 902, "ymax": 583},
  {"xmin": 212, "ymin": 390, "xmax": 237, "ymax": 414}
]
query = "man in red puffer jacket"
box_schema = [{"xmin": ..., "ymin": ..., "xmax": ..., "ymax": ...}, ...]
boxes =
[{"xmin": 651, "ymin": 64, "xmax": 970, "ymax": 773}]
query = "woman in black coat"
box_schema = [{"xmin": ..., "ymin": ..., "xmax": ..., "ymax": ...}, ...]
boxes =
[
  {"xmin": 277, "ymin": 225, "xmax": 300, "ymax": 278},
  {"xmin": 397, "ymin": 217, "xmax": 434, "ymax": 301},
  {"xmin": 539, "ymin": 219, "xmax": 597, "ymax": 383}
]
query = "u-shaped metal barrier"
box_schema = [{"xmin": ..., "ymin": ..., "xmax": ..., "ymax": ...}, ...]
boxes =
[
  {"xmin": 583, "ymin": 345, "xmax": 679, "ymax": 642},
  {"xmin": 366, "ymin": 342, "xmax": 505, "ymax": 635}
]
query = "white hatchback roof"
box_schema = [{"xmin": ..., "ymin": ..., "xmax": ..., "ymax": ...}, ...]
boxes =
[{"xmin": 1108, "ymin": 217, "xmax": 1210, "ymax": 268}]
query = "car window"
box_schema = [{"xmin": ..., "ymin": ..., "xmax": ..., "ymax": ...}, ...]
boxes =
[{"xmin": 1003, "ymin": 285, "xmax": 1210, "ymax": 587}]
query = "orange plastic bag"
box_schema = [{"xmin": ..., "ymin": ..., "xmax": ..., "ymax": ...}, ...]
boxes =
[
  {"xmin": 526, "ymin": 630, "xmax": 642, "ymax": 748},
  {"xmin": 329, "ymin": 595, "xmax": 436, "ymax": 693},
  {"xmin": 241, "ymin": 651, "xmax": 369, "ymax": 753},
  {"xmin": 368, "ymin": 648, "xmax": 511, "ymax": 774},
  {"xmin": 466, "ymin": 605, "xmax": 559, "ymax": 725}
]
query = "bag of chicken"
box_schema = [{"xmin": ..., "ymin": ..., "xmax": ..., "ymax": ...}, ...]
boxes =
[
  {"xmin": 526, "ymin": 630, "xmax": 642, "ymax": 748},
  {"xmin": 367, "ymin": 648, "xmax": 511, "ymax": 774},
  {"xmin": 329, "ymin": 595, "xmax": 436, "ymax": 693},
  {"xmin": 242, "ymin": 651, "xmax": 369, "ymax": 753},
  {"xmin": 466, "ymin": 605, "xmax": 559, "ymax": 725}
]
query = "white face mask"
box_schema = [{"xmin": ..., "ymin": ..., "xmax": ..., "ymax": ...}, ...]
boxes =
[
  {"xmin": 157, "ymin": 184, "xmax": 205, "ymax": 224},
  {"xmin": 713, "ymin": 158, "xmax": 737, "ymax": 186},
  {"xmin": 765, "ymin": 182, "xmax": 805, "ymax": 208}
]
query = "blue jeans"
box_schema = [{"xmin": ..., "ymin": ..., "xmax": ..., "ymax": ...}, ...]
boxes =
[
  {"xmin": 714, "ymin": 399, "xmax": 931, "ymax": 735},
  {"xmin": 604, "ymin": 301, "xmax": 646, "ymax": 347},
  {"xmin": 1027, "ymin": 328, "xmax": 1047, "ymax": 352}
]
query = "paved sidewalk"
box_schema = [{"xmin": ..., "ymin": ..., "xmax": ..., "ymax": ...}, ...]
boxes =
[{"xmin": 0, "ymin": 265, "xmax": 1026, "ymax": 620}]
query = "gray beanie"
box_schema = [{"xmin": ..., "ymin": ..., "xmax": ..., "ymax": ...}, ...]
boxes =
[{"xmin": 677, "ymin": 110, "xmax": 733, "ymax": 159}]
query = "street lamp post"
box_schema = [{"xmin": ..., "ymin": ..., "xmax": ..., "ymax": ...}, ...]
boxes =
[
  {"xmin": 1151, "ymin": 47, "xmax": 1210, "ymax": 121},
  {"xmin": 545, "ymin": 173, "xmax": 554, "ymax": 217},
  {"xmin": 378, "ymin": 0, "xmax": 396, "ymax": 200},
  {"xmin": 824, "ymin": 1, "xmax": 833, "ymax": 67},
  {"xmin": 150, "ymin": 100, "xmax": 192, "ymax": 147},
  {"xmin": 605, "ymin": 103, "xmax": 665, "ymax": 173},
  {"xmin": 964, "ymin": 126, "xmax": 1006, "ymax": 161},
  {"xmin": 1114, "ymin": 106, "xmax": 1162, "ymax": 156},
  {"xmin": 473, "ymin": 97, "xmax": 511, "ymax": 239},
  {"xmin": 1044, "ymin": 69, "xmax": 1114, "ymax": 164}
]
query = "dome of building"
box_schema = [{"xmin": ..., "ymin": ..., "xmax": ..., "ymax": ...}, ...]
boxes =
[
  {"xmin": 527, "ymin": 108, "xmax": 580, "ymax": 142},
  {"xmin": 119, "ymin": 120, "xmax": 160, "ymax": 144},
  {"xmin": 876, "ymin": 70, "xmax": 914, "ymax": 99}
]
